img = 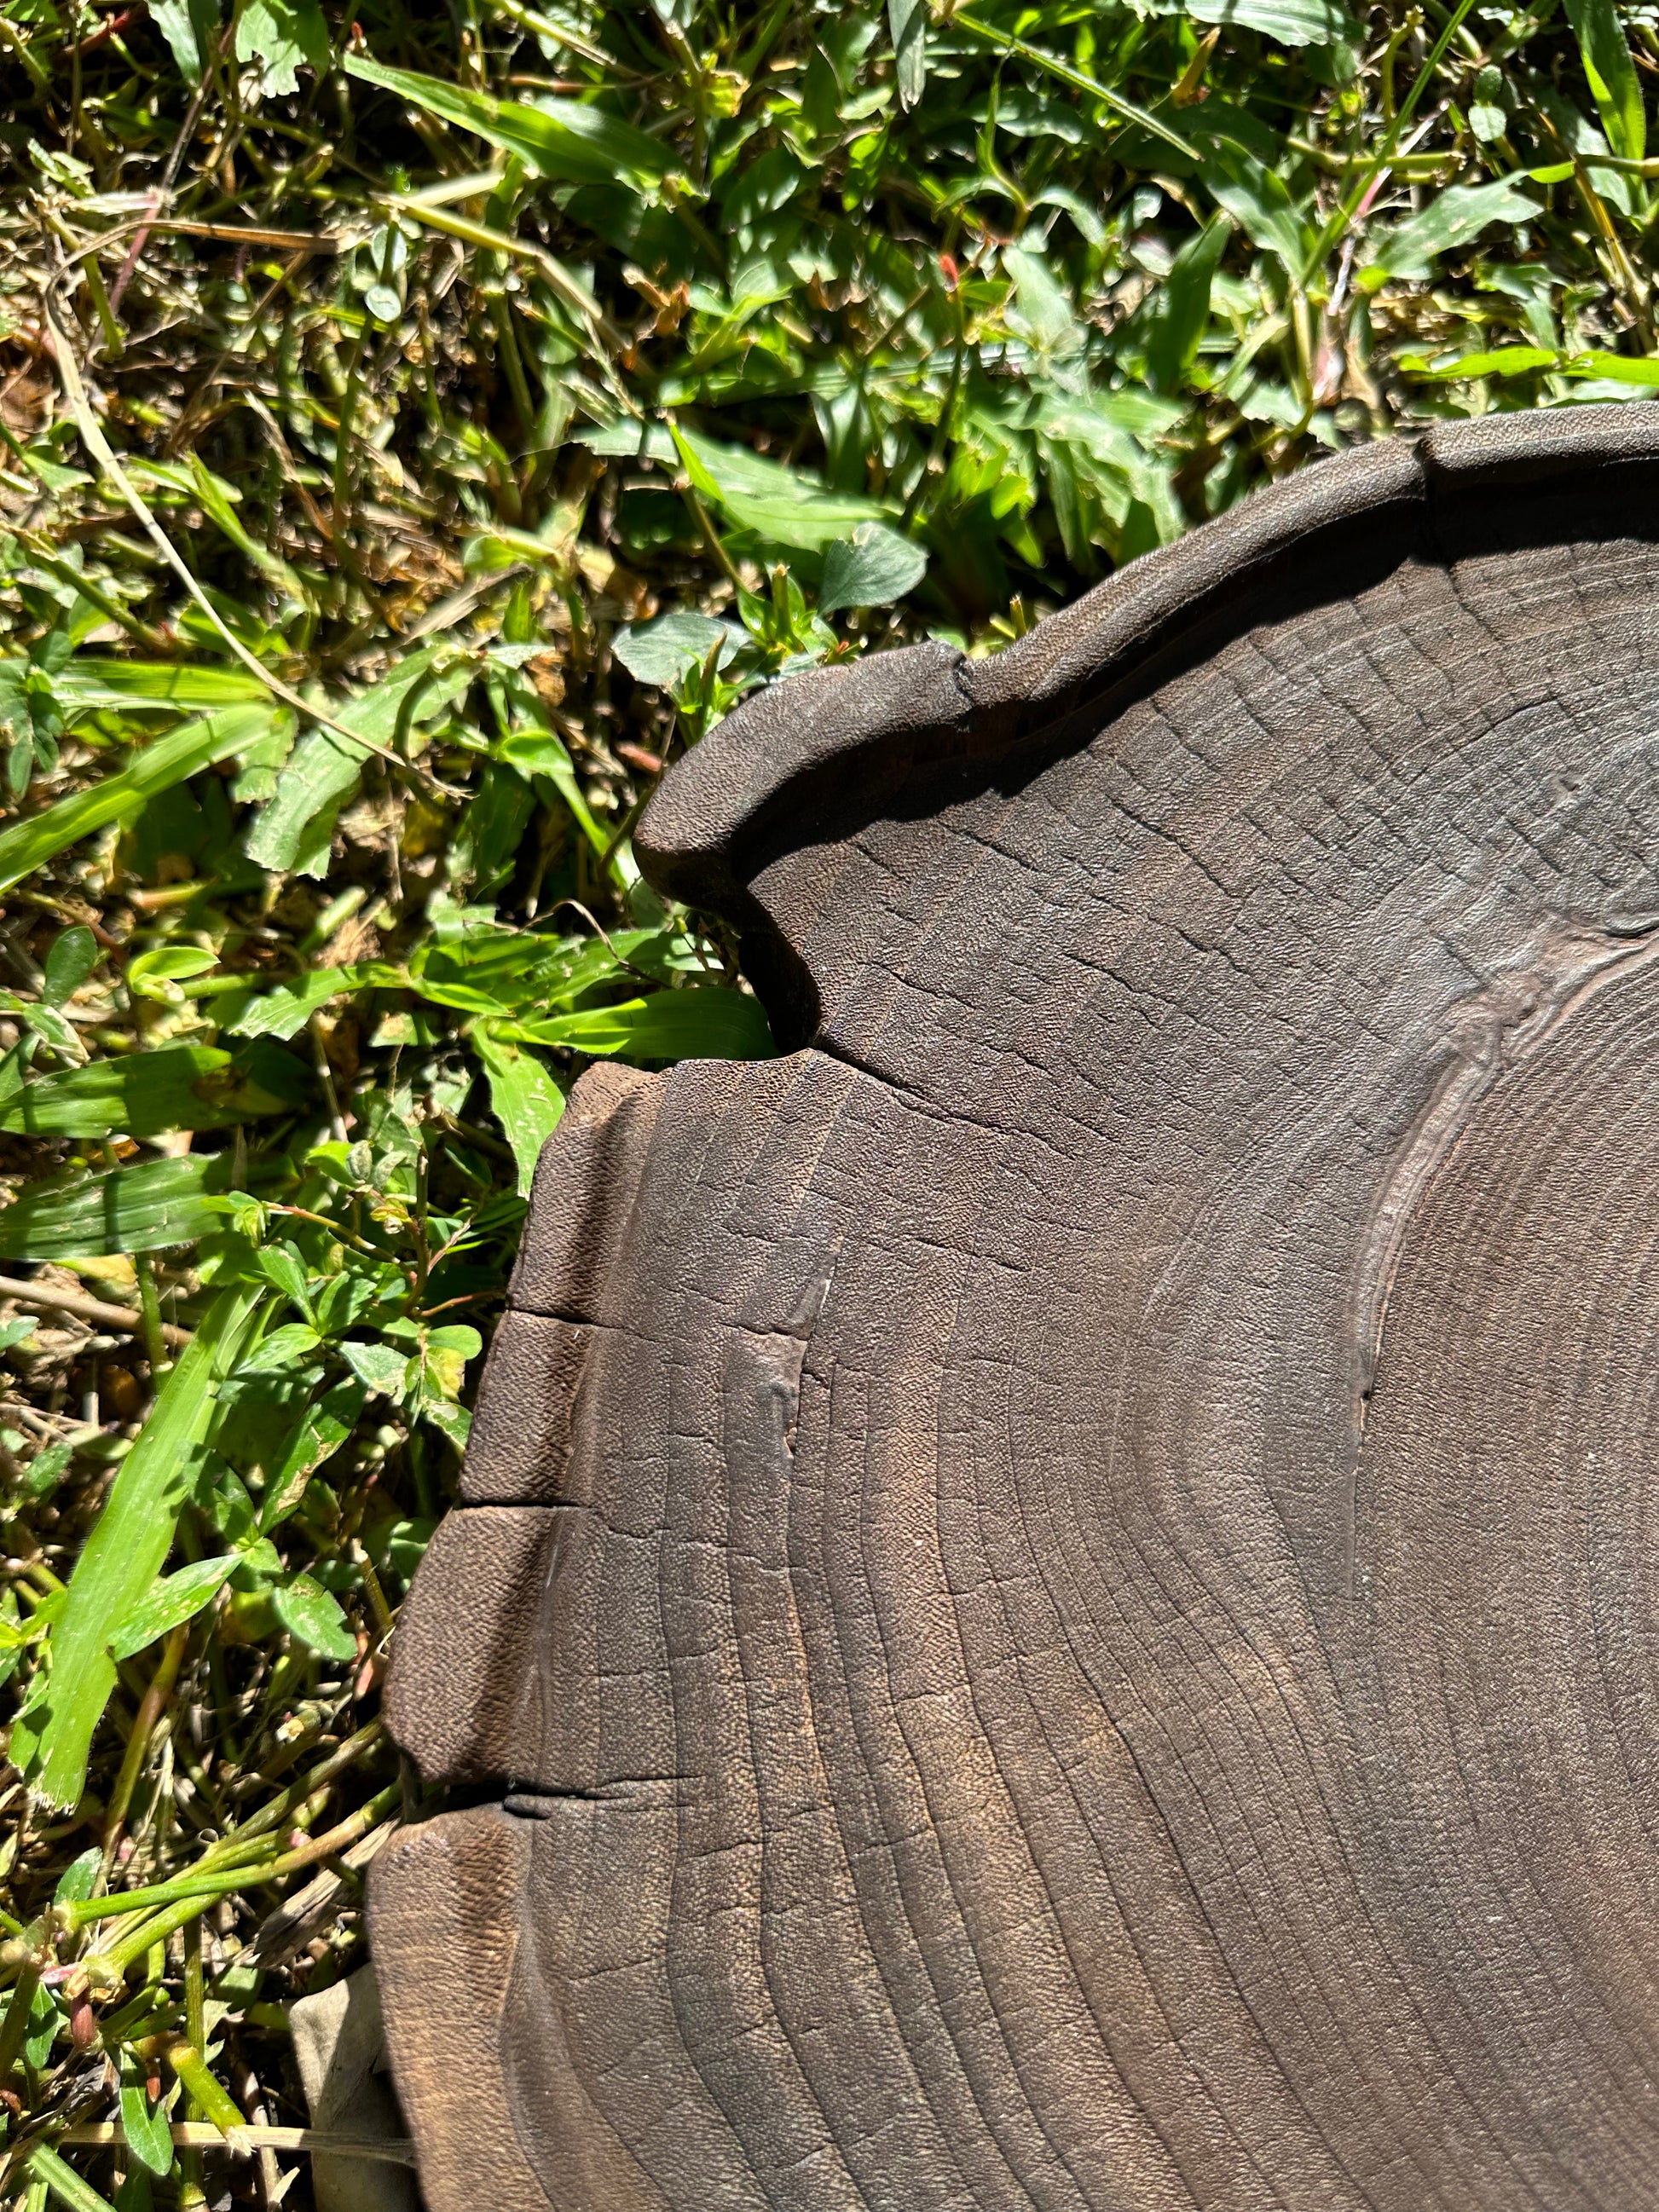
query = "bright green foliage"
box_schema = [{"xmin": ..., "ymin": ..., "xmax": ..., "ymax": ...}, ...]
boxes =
[
  {"xmin": 1564, "ymin": 0, "xmax": 1645, "ymax": 162},
  {"xmin": 1, "ymin": 0, "xmax": 1654, "ymax": 2196},
  {"xmin": 11, "ymin": 1285, "xmax": 265, "ymax": 1809}
]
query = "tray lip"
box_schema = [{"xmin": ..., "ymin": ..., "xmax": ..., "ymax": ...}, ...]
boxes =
[{"xmin": 635, "ymin": 399, "xmax": 1659, "ymax": 911}]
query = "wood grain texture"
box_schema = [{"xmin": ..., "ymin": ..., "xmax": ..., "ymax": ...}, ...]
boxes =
[{"xmin": 373, "ymin": 406, "xmax": 1659, "ymax": 2210}]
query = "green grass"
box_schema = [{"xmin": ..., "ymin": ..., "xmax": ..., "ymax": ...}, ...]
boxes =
[{"xmin": 0, "ymin": 0, "xmax": 1654, "ymax": 2201}]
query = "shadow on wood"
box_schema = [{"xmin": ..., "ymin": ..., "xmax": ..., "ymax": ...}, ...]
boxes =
[{"xmin": 371, "ymin": 405, "xmax": 1659, "ymax": 2211}]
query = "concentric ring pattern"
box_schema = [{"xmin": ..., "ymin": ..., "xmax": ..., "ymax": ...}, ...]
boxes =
[{"xmin": 371, "ymin": 407, "xmax": 1659, "ymax": 2212}]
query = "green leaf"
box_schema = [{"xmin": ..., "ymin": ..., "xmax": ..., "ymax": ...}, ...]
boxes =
[
  {"xmin": 271, "ymin": 1572, "xmax": 357, "ymax": 1661},
  {"xmin": 42, "ymin": 925, "xmax": 97, "ymax": 1009},
  {"xmin": 338, "ymin": 1339, "xmax": 410, "ymax": 1397},
  {"xmin": 107, "ymin": 1554, "xmax": 235, "ymax": 1661},
  {"xmin": 53, "ymin": 661, "xmax": 270, "ymax": 715},
  {"xmin": 22, "ymin": 1979, "xmax": 59, "ymax": 2071},
  {"xmin": 23, "ymin": 1441, "xmax": 71, "ymax": 1502},
  {"xmin": 126, "ymin": 945, "xmax": 218, "ymax": 1004},
  {"xmin": 1, "ymin": 990, "xmax": 84, "ymax": 1065},
  {"xmin": 0, "ymin": 1042, "xmax": 307, "ymax": 1138},
  {"xmin": 252, "ymin": 1243, "xmax": 314, "ymax": 1318},
  {"xmin": 424, "ymin": 1323, "xmax": 483, "ymax": 1360},
  {"xmin": 244, "ymin": 651, "xmax": 469, "ymax": 879},
  {"xmin": 451, "ymin": 758, "xmax": 536, "ymax": 896},
  {"xmin": 1564, "ymin": 349, "xmax": 1659, "ymax": 386},
  {"xmin": 0, "ymin": 1318, "xmax": 36, "ymax": 1360},
  {"xmin": 55, "ymin": 1845, "xmax": 102, "ymax": 1903},
  {"xmin": 0, "ymin": 1154, "xmax": 239, "ymax": 1261},
  {"xmin": 0, "ymin": 1032, "xmax": 36, "ymax": 1107},
  {"xmin": 509, "ymin": 985, "xmax": 774, "ymax": 1061},
  {"xmin": 1469, "ymin": 66, "xmax": 1508, "ymax": 144},
  {"xmin": 344, "ymin": 54, "xmax": 673, "ymax": 188},
  {"xmin": 226, "ymin": 962, "xmax": 403, "ymax": 1041},
  {"xmin": 0, "ymin": 704, "xmax": 280, "ymax": 896},
  {"xmin": 236, "ymin": 1534, "xmax": 282, "ymax": 1577},
  {"xmin": 818, "ymin": 523, "xmax": 929, "ymax": 616},
  {"xmin": 1205, "ymin": 144, "xmax": 1310, "ymax": 274},
  {"xmin": 888, "ymin": 0, "xmax": 928, "ymax": 109},
  {"xmin": 148, "ymin": 0, "xmax": 213, "ymax": 84},
  {"xmin": 120, "ymin": 2050, "xmax": 176, "ymax": 2178},
  {"xmin": 1400, "ymin": 344, "xmax": 1558, "ymax": 379},
  {"xmin": 235, "ymin": 1321, "xmax": 325, "ymax": 1373},
  {"xmin": 611, "ymin": 612, "xmax": 735, "ymax": 686},
  {"xmin": 571, "ymin": 422, "xmax": 679, "ymax": 464},
  {"xmin": 420, "ymin": 1395, "xmax": 471, "ymax": 1450},
  {"xmin": 1142, "ymin": 215, "xmax": 1232, "ymax": 394},
  {"xmin": 13, "ymin": 1284, "xmax": 264, "ymax": 1809},
  {"xmin": 473, "ymin": 1025, "xmax": 566, "ymax": 1194},
  {"xmin": 1364, "ymin": 177, "xmax": 1538, "ymax": 280},
  {"xmin": 410, "ymin": 923, "xmax": 603, "ymax": 1017},
  {"xmin": 1527, "ymin": 76, "xmax": 1635, "ymax": 212},
  {"xmin": 492, "ymin": 724, "xmax": 616, "ymax": 869},
  {"xmin": 673, "ymin": 428, "xmax": 894, "ymax": 558},
  {"xmin": 1187, "ymin": 0, "xmax": 1358, "ymax": 46},
  {"xmin": 234, "ymin": 0, "xmax": 327, "ymax": 96},
  {"xmin": 1564, "ymin": 0, "xmax": 1645, "ymax": 162},
  {"xmin": 1004, "ymin": 247, "xmax": 1086, "ymax": 361},
  {"xmin": 259, "ymin": 1379, "xmax": 365, "ymax": 1531}
]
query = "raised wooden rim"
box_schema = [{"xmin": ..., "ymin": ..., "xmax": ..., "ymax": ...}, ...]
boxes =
[{"xmin": 638, "ymin": 402, "xmax": 1659, "ymax": 926}]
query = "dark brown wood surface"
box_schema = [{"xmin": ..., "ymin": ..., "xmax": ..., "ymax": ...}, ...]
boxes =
[{"xmin": 370, "ymin": 405, "xmax": 1659, "ymax": 2211}]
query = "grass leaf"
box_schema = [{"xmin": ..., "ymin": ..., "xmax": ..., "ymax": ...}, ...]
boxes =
[
  {"xmin": 508, "ymin": 985, "xmax": 775, "ymax": 1061},
  {"xmin": 0, "ymin": 1154, "xmax": 244, "ymax": 1260},
  {"xmin": 55, "ymin": 662, "xmax": 272, "ymax": 716},
  {"xmin": 344, "ymin": 53, "xmax": 674, "ymax": 187},
  {"xmin": 14, "ymin": 1283, "xmax": 266, "ymax": 1809},
  {"xmin": 24, "ymin": 2143, "xmax": 121, "ymax": 2212},
  {"xmin": 0, "ymin": 1043, "xmax": 309, "ymax": 1138},
  {"xmin": 1564, "ymin": 0, "xmax": 1645, "ymax": 162},
  {"xmin": 0, "ymin": 705, "xmax": 281, "ymax": 895}
]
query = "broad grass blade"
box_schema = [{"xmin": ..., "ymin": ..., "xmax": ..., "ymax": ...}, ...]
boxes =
[
  {"xmin": 0, "ymin": 1154, "xmax": 235, "ymax": 1259},
  {"xmin": 0, "ymin": 705, "xmax": 280, "ymax": 895},
  {"xmin": 14, "ymin": 1283, "xmax": 266, "ymax": 1809}
]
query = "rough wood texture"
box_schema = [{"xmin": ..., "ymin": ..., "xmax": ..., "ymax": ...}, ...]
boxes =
[{"xmin": 372, "ymin": 405, "xmax": 1659, "ymax": 2211}]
